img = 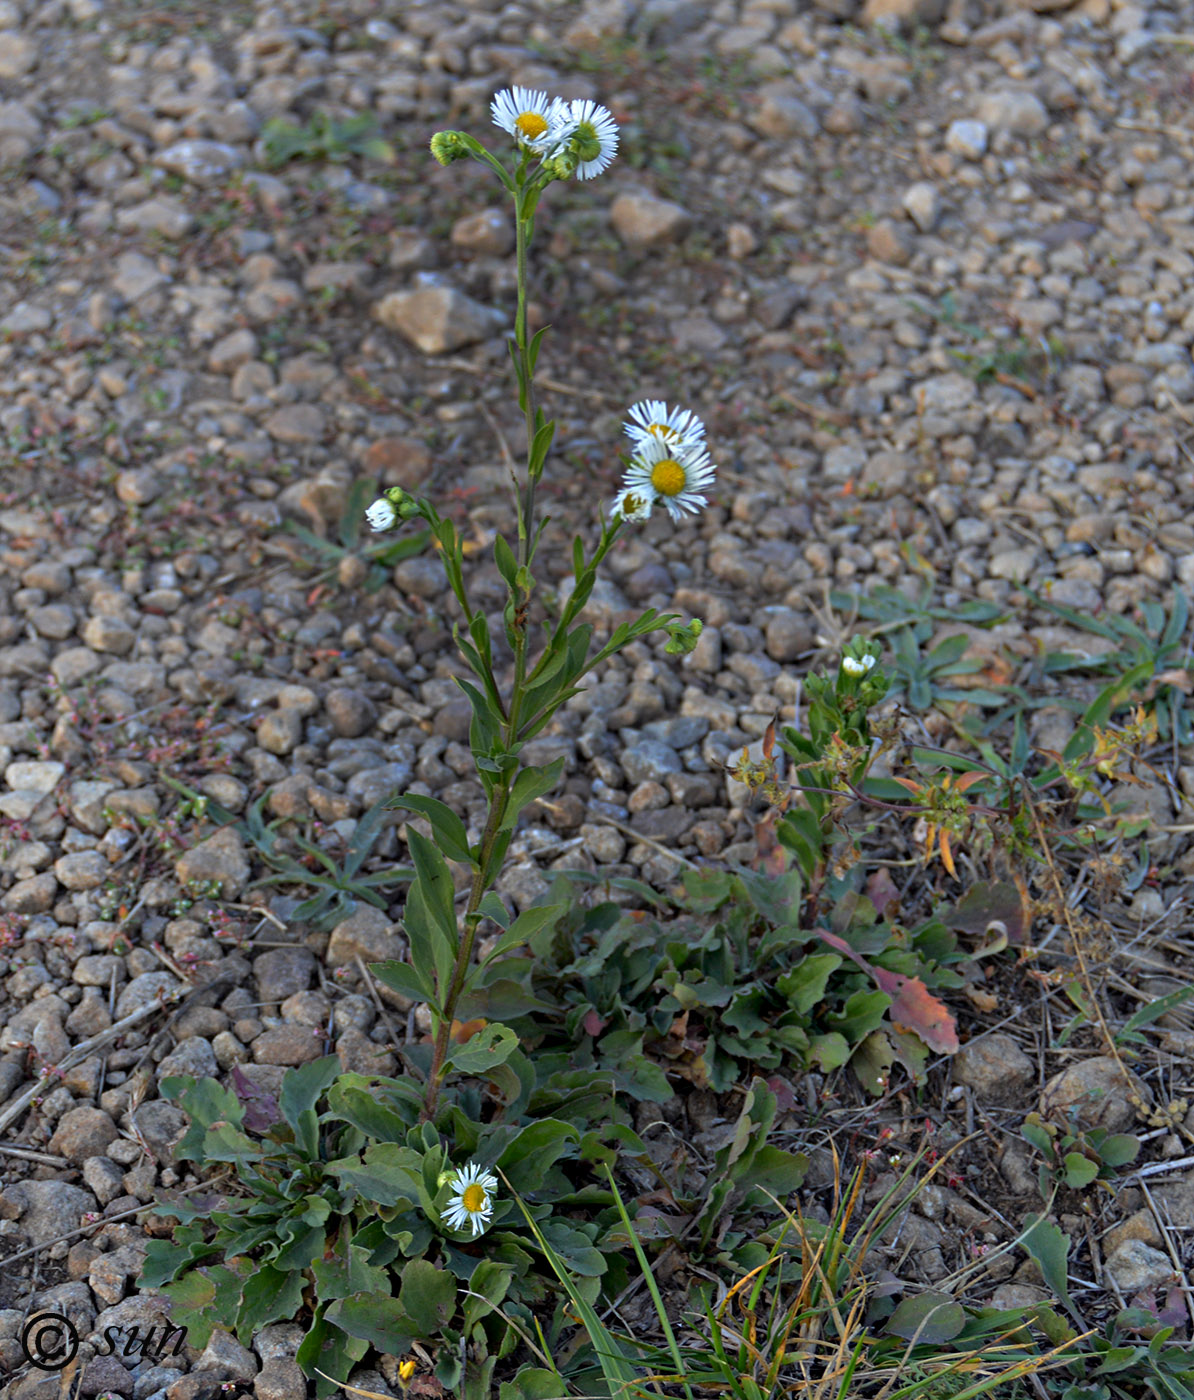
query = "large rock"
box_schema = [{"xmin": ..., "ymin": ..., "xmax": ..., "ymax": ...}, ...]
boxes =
[
  {"xmin": 326, "ymin": 905, "xmax": 404, "ymax": 967},
  {"xmin": 951, "ymin": 1033, "xmax": 1035, "ymax": 1105},
  {"xmin": 374, "ymin": 286, "xmax": 504, "ymax": 355},
  {"xmin": 610, "ymin": 193, "xmax": 693, "ymax": 249},
  {"xmin": 175, "ymin": 827, "xmax": 250, "ymax": 898},
  {"xmin": 1039, "ymin": 1055, "xmax": 1143, "ymax": 1133}
]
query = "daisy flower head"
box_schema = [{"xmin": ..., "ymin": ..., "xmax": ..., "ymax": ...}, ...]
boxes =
[
  {"xmin": 621, "ymin": 435, "xmax": 717, "ymax": 524},
  {"xmin": 491, "ymin": 87, "xmax": 564, "ymax": 153},
  {"xmin": 558, "ymin": 97, "xmax": 618, "ymax": 180},
  {"xmin": 612, "ymin": 485, "xmax": 655, "ymax": 523},
  {"xmin": 624, "ymin": 399, "xmax": 706, "ymax": 450},
  {"xmin": 442, "ymin": 1161, "xmax": 498, "ymax": 1238}
]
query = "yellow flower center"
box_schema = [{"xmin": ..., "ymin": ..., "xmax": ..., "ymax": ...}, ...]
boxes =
[
  {"xmin": 647, "ymin": 423, "xmax": 678, "ymax": 440},
  {"xmin": 461, "ymin": 1183, "xmax": 488, "ymax": 1213},
  {"xmin": 650, "ymin": 459, "xmax": 687, "ymax": 497},
  {"xmin": 515, "ymin": 111, "xmax": 548, "ymax": 140},
  {"xmin": 574, "ymin": 120, "xmax": 601, "ymax": 162}
]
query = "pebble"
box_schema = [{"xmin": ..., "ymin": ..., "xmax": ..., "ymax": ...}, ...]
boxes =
[
  {"xmin": 373, "ymin": 286, "xmax": 505, "ymax": 355},
  {"xmin": 944, "ymin": 119, "xmax": 988, "ymax": 159},
  {"xmin": 610, "ymin": 193, "xmax": 693, "ymax": 250}
]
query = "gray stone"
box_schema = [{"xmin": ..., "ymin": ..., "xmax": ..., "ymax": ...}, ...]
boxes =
[
  {"xmin": 208, "ymin": 329, "xmax": 258, "ymax": 373},
  {"xmin": 6, "ymin": 760, "xmax": 65, "ymax": 794},
  {"xmin": 1040, "ymin": 1056, "xmax": 1144, "ymax": 1133},
  {"xmin": 621, "ymin": 738, "xmax": 683, "ymax": 785},
  {"xmin": 155, "ymin": 140, "xmax": 245, "ymax": 186},
  {"xmin": 0, "ymin": 301, "xmax": 51, "ymax": 334},
  {"xmin": 4, "ymin": 1180, "xmax": 93, "ymax": 1244},
  {"xmin": 0, "ymin": 32, "xmax": 37, "ymax": 78},
  {"xmin": 345, "ymin": 761, "xmax": 411, "ymax": 808},
  {"xmin": 610, "ymin": 193, "xmax": 693, "ymax": 250},
  {"xmin": 748, "ymin": 83, "xmax": 820, "ymax": 140},
  {"xmin": 254, "ymin": 947, "xmax": 315, "ymax": 1001},
  {"xmin": 196, "ymin": 1329, "xmax": 258, "ymax": 1382},
  {"xmin": 114, "ymin": 198, "xmax": 195, "ymax": 239},
  {"xmin": 264, "ymin": 404, "xmax": 325, "ymax": 444},
  {"xmin": 175, "ymin": 827, "xmax": 250, "ymax": 898},
  {"xmin": 257, "ymin": 709, "xmax": 303, "ymax": 755},
  {"xmin": 54, "ymin": 851, "xmax": 108, "ymax": 891},
  {"xmin": 129, "ymin": 1100, "xmax": 188, "ymax": 1165},
  {"xmin": 82, "ymin": 615, "xmax": 135, "ymax": 655},
  {"xmin": 157, "ymin": 1037, "xmax": 219, "ymax": 1080},
  {"xmin": 945, "ymin": 119, "xmax": 988, "ymax": 159},
  {"xmin": 450, "ymin": 208, "xmax": 514, "ymax": 257},
  {"xmin": 112, "ymin": 253, "xmax": 169, "ymax": 302},
  {"xmin": 254, "ymin": 1357, "xmax": 305, "ymax": 1400},
  {"xmin": 325, "ymin": 688, "xmax": 378, "ymax": 738},
  {"xmin": 951, "ymin": 1033, "xmax": 1035, "ymax": 1104},
  {"xmin": 251, "ymin": 1025, "xmax": 324, "ymax": 1066},
  {"xmin": 903, "ymin": 181, "xmax": 941, "ymax": 233},
  {"xmin": 976, "ymin": 88, "xmax": 1048, "ymax": 135},
  {"xmin": 1104, "ymin": 1239, "xmax": 1174, "ymax": 1292},
  {"xmin": 326, "ymin": 905, "xmax": 404, "ymax": 967},
  {"xmin": 115, "ymin": 972, "xmax": 182, "ymax": 1019},
  {"xmin": 374, "ymin": 286, "xmax": 505, "ymax": 355}
]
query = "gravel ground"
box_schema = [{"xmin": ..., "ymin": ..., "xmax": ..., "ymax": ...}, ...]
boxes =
[{"xmin": 1, "ymin": 0, "xmax": 1194, "ymax": 1392}]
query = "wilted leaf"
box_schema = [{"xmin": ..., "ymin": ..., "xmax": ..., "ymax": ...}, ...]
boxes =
[
  {"xmin": 866, "ymin": 867, "xmax": 901, "ymax": 919},
  {"xmin": 852, "ymin": 1030, "xmax": 894, "ymax": 1096},
  {"xmin": 946, "ymin": 879, "xmax": 1032, "ymax": 945},
  {"xmin": 230, "ymin": 1064, "xmax": 280, "ymax": 1135}
]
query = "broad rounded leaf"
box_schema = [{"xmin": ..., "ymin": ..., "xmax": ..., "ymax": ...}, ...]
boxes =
[{"xmin": 886, "ymin": 1292, "xmax": 967, "ymax": 1343}]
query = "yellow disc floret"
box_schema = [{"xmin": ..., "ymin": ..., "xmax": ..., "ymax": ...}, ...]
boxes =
[
  {"xmin": 651, "ymin": 458, "xmax": 687, "ymax": 496},
  {"xmin": 461, "ymin": 1182, "xmax": 488, "ymax": 1213},
  {"xmin": 515, "ymin": 111, "xmax": 548, "ymax": 140}
]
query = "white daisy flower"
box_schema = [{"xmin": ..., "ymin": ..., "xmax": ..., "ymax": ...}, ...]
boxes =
[
  {"xmin": 624, "ymin": 399, "xmax": 706, "ymax": 450},
  {"xmin": 558, "ymin": 97, "xmax": 618, "ymax": 180},
  {"xmin": 612, "ymin": 486, "xmax": 655, "ymax": 523},
  {"xmin": 442, "ymin": 1162, "xmax": 498, "ymax": 1238},
  {"xmin": 842, "ymin": 654, "xmax": 877, "ymax": 676},
  {"xmin": 621, "ymin": 435, "xmax": 716, "ymax": 524},
  {"xmin": 366, "ymin": 498, "xmax": 397, "ymax": 532},
  {"xmin": 491, "ymin": 87, "xmax": 565, "ymax": 152}
]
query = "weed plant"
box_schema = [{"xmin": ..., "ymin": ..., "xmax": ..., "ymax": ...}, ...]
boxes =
[{"xmin": 139, "ymin": 87, "xmax": 1193, "ymax": 1400}]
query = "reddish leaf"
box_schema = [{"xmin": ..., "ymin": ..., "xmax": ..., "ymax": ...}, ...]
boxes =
[
  {"xmin": 866, "ymin": 868, "xmax": 901, "ymax": 919},
  {"xmin": 451, "ymin": 1018, "xmax": 487, "ymax": 1043},
  {"xmin": 582, "ymin": 1009, "xmax": 606, "ymax": 1037},
  {"xmin": 871, "ymin": 968, "xmax": 959, "ymax": 1055},
  {"xmin": 766, "ymin": 1075, "xmax": 797, "ymax": 1114}
]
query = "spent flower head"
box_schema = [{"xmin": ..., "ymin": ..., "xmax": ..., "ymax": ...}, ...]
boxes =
[
  {"xmin": 624, "ymin": 399, "xmax": 706, "ymax": 450},
  {"xmin": 491, "ymin": 87, "xmax": 566, "ymax": 153},
  {"xmin": 442, "ymin": 1161, "xmax": 498, "ymax": 1237},
  {"xmin": 621, "ymin": 434, "xmax": 717, "ymax": 523}
]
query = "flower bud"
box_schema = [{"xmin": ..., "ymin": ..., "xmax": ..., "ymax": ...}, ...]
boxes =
[
  {"xmin": 366, "ymin": 498, "xmax": 397, "ymax": 532},
  {"xmin": 429, "ymin": 130, "xmax": 469, "ymax": 166},
  {"xmin": 664, "ymin": 618, "xmax": 703, "ymax": 656}
]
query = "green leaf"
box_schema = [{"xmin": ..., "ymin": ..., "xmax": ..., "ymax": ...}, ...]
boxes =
[
  {"xmin": 1062, "ymin": 1152, "xmax": 1100, "ymax": 1189},
  {"xmin": 1098, "ymin": 1134, "xmax": 1140, "ymax": 1169},
  {"xmin": 237, "ymin": 1264, "xmax": 306, "ymax": 1339},
  {"xmin": 886, "ymin": 1292, "xmax": 967, "ymax": 1344},
  {"xmin": 527, "ymin": 417, "xmax": 556, "ymax": 478},
  {"xmin": 493, "ymin": 532, "xmax": 519, "ymax": 590},
  {"xmin": 322, "ymin": 1294, "xmax": 412, "ymax": 1361},
  {"xmin": 326, "ymin": 1143, "xmax": 423, "ymax": 1207},
  {"xmin": 1117, "ymin": 986, "xmax": 1194, "ymax": 1041},
  {"xmin": 478, "ymin": 891, "xmax": 511, "ymax": 929},
  {"xmin": 499, "ymin": 1367, "xmax": 561, "ymax": 1400},
  {"xmin": 326, "ymin": 1081, "xmax": 416, "ymax": 1142},
  {"xmin": 278, "ymin": 1056, "xmax": 341, "ymax": 1152},
  {"xmin": 500, "ymin": 758, "xmax": 565, "ymax": 831},
  {"xmin": 398, "ymin": 1257, "xmax": 457, "ymax": 1335},
  {"xmin": 777, "ymin": 953, "xmax": 842, "ymax": 1014},
  {"xmin": 368, "ymin": 959, "xmax": 437, "ymax": 1008},
  {"xmin": 443, "ymin": 1022, "xmax": 520, "ymax": 1075},
  {"xmin": 481, "ymin": 902, "xmax": 566, "ymax": 964},
  {"xmin": 311, "ymin": 1240, "xmax": 392, "ymax": 1303},
  {"xmin": 1021, "ymin": 1213, "xmax": 1072, "ymax": 1306},
  {"xmin": 389, "ymin": 793, "xmax": 474, "ymax": 866},
  {"xmin": 526, "ymin": 325, "xmax": 549, "ymax": 375}
]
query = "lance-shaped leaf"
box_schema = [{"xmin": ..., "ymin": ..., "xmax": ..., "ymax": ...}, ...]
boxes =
[
  {"xmin": 498, "ymin": 758, "xmax": 565, "ymax": 831},
  {"xmin": 442, "ymin": 1021, "xmax": 519, "ymax": 1075},
  {"xmin": 389, "ymin": 794, "xmax": 474, "ymax": 866},
  {"xmin": 480, "ymin": 902, "xmax": 566, "ymax": 965},
  {"xmin": 369, "ymin": 958, "xmax": 438, "ymax": 1009}
]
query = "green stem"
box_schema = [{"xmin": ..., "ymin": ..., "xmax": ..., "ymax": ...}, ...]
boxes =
[{"xmin": 514, "ymin": 197, "xmax": 539, "ymax": 573}]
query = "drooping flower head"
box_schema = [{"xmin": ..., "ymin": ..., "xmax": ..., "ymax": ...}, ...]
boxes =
[
  {"xmin": 611, "ymin": 486, "xmax": 654, "ymax": 523},
  {"xmin": 491, "ymin": 87, "xmax": 565, "ymax": 153},
  {"xmin": 557, "ymin": 97, "xmax": 618, "ymax": 180},
  {"xmin": 442, "ymin": 1162, "xmax": 498, "ymax": 1238},
  {"xmin": 624, "ymin": 399, "xmax": 706, "ymax": 450},
  {"xmin": 621, "ymin": 435, "xmax": 717, "ymax": 523}
]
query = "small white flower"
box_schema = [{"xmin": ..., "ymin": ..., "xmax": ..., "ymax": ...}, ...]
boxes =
[
  {"xmin": 366, "ymin": 498, "xmax": 397, "ymax": 532},
  {"xmin": 442, "ymin": 1162, "xmax": 498, "ymax": 1238},
  {"xmin": 842, "ymin": 654, "xmax": 876, "ymax": 676},
  {"xmin": 557, "ymin": 97, "xmax": 618, "ymax": 180},
  {"xmin": 621, "ymin": 435, "xmax": 716, "ymax": 524},
  {"xmin": 491, "ymin": 87, "xmax": 566, "ymax": 152},
  {"xmin": 624, "ymin": 399, "xmax": 706, "ymax": 450}
]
